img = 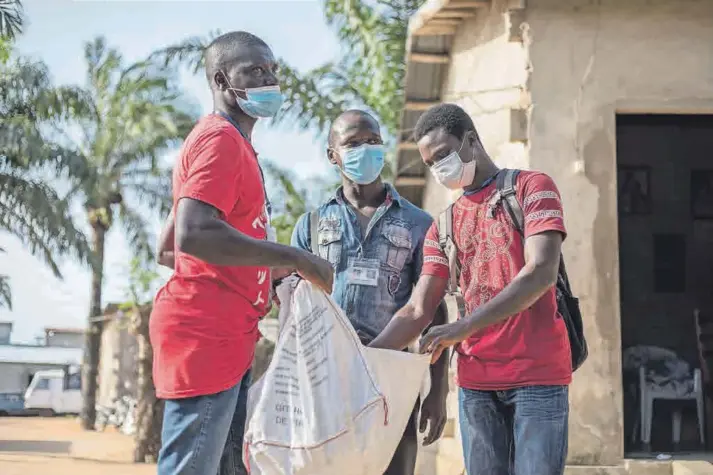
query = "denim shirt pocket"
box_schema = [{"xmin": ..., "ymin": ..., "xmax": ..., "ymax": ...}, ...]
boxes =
[
  {"xmin": 317, "ymin": 224, "xmax": 343, "ymax": 269},
  {"xmin": 380, "ymin": 225, "xmax": 412, "ymax": 271}
]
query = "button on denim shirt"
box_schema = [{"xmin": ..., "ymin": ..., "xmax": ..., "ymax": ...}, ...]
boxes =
[{"xmin": 291, "ymin": 184, "xmax": 433, "ymax": 341}]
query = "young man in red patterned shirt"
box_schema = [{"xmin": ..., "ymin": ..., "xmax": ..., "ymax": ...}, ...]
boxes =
[{"xmin": 370, "ymin": 104, "xmax": 571, "ymax": 475}]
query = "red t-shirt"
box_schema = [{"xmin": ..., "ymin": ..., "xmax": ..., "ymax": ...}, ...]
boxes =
[
  {"xmin": 150, "ymin": 115, "xmax": 270, "ymax": 399},
  {"xmin": 422, "ymin": 171, "xmax": 572, "ymax": 390}
]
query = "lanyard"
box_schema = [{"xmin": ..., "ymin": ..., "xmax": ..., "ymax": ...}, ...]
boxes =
[{"xmin": 215, "ymin": 111, "xmax": 272, "ymax": 218}]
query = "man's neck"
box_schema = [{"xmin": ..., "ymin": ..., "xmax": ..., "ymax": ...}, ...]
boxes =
[
  {"xmin": 463, "ymin": 159, "xmax": 500, "ymax": 193},
  {"xmin": 215, "ymin": 104, "xmax": 256, "ymax": 140},
  {"xmin": 342, "ymin": 178, "xmax": 387, "ymax": 210}
]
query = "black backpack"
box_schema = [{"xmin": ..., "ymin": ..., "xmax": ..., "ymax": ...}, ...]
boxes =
[{"xmin": 437, "ymin": 169, "xmax": 588, "ymax": 371}]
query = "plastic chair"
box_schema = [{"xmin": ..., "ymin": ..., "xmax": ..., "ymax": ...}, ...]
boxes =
[{"xmin": 639, "ymin": 365, "xmax": 705, "ymax": 446}]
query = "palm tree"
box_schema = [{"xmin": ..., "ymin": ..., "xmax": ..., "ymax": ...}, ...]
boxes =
[
  {"xmin": 262, "ymin": 160, "xmax": 309, "ymax": 245},
  {"xmin": 1, "ymin": 55, "xmax": 93, "ymax": 309},
  {"xmin": 0, "ymin": 0, "xmax": 22, "ymax": 63},
  {"xmin": 53, "ymin": 36, "xmax": 197, "ymax": 429},
  {"xmin": 151, "ymin": 1, "xmax": 422, "ymax": 139},
  {"xmin": 0, "ymin": 0, "xmax": 22, "ymax": 40}
]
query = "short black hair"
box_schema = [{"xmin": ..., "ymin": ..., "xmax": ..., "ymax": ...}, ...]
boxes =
[
  {"xmin": 413, "ymin": 103, "xmax": 476, "ymax": 142},
  {"xmin": 204, "ymin": 31, "xmax": 270, "ymax": 84},
  {"xmin": 328, "ymin": 109, "xmax": 379, "ymax": 147}
]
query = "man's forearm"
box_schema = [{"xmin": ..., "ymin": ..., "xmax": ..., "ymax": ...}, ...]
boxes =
[
  {"xmin": 178, "ymin": 219, "xmax": 302, "ymax": 268},
  {"xmin": 428, "ymin": 302, "xmax": 449, "ymax": 393},
  {"xmin": 464, "ymin": 266, "xmax": 555, "ymax": 334},
  {"xmin": 369, "ymin": 304, "xmax": 431, "ymax": 351}
]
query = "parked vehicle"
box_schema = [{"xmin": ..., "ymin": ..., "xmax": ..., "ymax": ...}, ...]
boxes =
[
  {"xmin": 24, "ymin": 368, "xmax": 81, "ymax": 415},
  {"xmin": 0, "ymin": 392, "xmax": 29, "ymax": 416}
]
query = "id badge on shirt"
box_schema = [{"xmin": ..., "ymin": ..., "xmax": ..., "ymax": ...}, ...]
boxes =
[{"xmin": 347, "ymin": 258, "xmax": 380, "ymax": 287}]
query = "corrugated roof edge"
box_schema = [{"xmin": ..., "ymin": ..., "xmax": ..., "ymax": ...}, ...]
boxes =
[{"xmin": 396, "ymin": 0, "xmax": 491, "ymax": 204}]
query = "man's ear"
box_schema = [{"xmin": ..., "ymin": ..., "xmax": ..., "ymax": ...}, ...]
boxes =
[
  {"xmin": 466, "ymin": 130, "xmax": 477, "ymax": 149},
  {"xmin": 214, "ymin": 71, "xmax": 228, "ymax": 91},
  {"xmin": 327, "ymin": 148, "xmax": 339, "ymax": 166}
]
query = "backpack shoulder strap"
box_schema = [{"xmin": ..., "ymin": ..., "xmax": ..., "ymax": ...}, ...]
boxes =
[
  {"xmin": 309, "ymin": 210, "xmax": 319, "ymax": 254},
  {"xmin": 437, "ymin": 204, "xmax": 460, "ymax": 295},
  {"xmin": 437, "ymin": 203, "xmax": 467, "ymax": 319},
  {"xmin": 497, "ymin": 169, "xmax": 524, "ymax": 236}
]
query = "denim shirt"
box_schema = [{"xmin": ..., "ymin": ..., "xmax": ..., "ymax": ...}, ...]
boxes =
[{"xmin": 291, "ymin": 184, "xmax": 433, "ymax": 341}]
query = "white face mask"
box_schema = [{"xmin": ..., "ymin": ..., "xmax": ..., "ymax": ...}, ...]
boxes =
[{"xmin": 429, "ymin": 138, "xmax": 477, "ymax": 190}]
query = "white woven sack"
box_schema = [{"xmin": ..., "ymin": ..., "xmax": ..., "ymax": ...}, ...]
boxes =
[{"xmin": 244, "ymin": 279, "xmax": 430, "ymax": 475}]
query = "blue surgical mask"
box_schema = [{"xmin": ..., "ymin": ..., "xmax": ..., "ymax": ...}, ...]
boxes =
[
  {"xmin": 339, "ymin": 144, "xmax": 385, "ymax": 185},
  {"xmin": 222, "ymin": 72, "xmax": 283, "ymax": 118},
  {"xmin": 233, "ymin": 85, "xmax": 283, "ymax": 118}
]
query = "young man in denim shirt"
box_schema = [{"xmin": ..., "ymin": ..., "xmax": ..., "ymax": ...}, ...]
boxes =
[{"xmin": 291, "ymin": 110, "xmax": 449, "ymax": 475}]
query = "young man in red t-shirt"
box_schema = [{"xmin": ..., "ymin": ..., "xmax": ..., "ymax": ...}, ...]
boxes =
[
  {"xmin": 370, "ymin": 104, "xmax": 571, "ymax": 475},
  {"xmin": 150, "ymin": 31, "xmax": 333, "ymax": 475}
]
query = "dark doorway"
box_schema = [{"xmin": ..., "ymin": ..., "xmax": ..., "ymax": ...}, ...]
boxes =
[{"xmin": 617, "ymin": 114, "xmax": 713, "ymax": 457}]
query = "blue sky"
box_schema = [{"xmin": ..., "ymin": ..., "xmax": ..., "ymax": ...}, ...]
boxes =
[{"xmin": 0, "ymin": 0, "xmax": 340, "ymax": 343}]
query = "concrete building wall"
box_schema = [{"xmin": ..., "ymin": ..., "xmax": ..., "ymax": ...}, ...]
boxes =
[
  {"xmin": 525, "ymin": 0, "xmax": 713, "ymax": 465},
  {"xmin": 412, "ymin": 0, "xmax": 713, "ymax": 471},
  {"xmin": 0, "ymin": 362, "xmax": 66, "ymax": 393},
  {"xmin": 97, "ymin": 315, "xmax": 138, "ymax": 407},
  {"xmin": 0, "ymin": 323, "xmax": 12, "ymax": 345},
  {"xmin": 45, "ymin": 332, "xmax": 84, "ymax": 348},
  {"xmin": 422, "ymin": 0, "xmax": 529, "ymax": 215}
]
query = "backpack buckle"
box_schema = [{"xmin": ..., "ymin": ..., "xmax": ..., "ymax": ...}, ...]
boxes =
[{"xmin": 486, "ymin": 191, "xmax": 501, "ymax": 218}]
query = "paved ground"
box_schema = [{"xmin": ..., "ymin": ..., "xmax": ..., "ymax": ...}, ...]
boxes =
[{"xmin": 0, "ymin": 417, "xmax": 155, "ymax": 475}]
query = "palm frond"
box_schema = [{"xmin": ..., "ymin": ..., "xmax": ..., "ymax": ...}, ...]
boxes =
[
  {"xmin": 58, "ymin": 36, "xmax": 197, "ymax": 257},
  {"xmin": 118, "ymin": 203, "xmax": 153, "ymax": 262},
  {"xmin": 121, "ymin": 167, "xmax": 172, "ymax": 218},
  {"xmin": 0, "ymin": 164, "xmax": 91, "ymax": 277},
  {"xmin": 148, "ymin": 32, "xmax": 219, "ymax": 75},
  {"xmin": 0, "ymin": 0, "xmax": 23, "ymax": 41},
  {"xmin": 273, "ymin": 60, "xmax": 357, "ymax": 133},
  {"xmin": 0, "ymin": 57, "xmax": 94, "ymax": 179}
]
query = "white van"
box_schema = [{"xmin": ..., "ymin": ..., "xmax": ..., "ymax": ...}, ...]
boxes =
[{"xmin": 24, "ymin": 369, "xmax": 82, "ymax": 415}]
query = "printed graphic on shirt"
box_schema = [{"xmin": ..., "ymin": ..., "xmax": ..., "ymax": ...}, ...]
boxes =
[
  {"xmin": 422, "ymin": 171, "xmax": 567, "ymax": 311},
  {"xmin": 419, "ymin": 171, "xmax": 571, "ymax": 389}
]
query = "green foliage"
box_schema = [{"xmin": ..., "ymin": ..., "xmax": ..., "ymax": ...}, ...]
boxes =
[
  {"xmin": 262, "ymin": 160, "xmax": 308, "ymax": 245},
  {"xmin": 0, "ymin": 246, "xmax": 9, "ymax": 309},
  {"xmin": 60, "ymin": 36, "xmax": 198, "ymax": 263},
  {"xmin": 0, "ymin": 0, "xmax": 23, "ymax": 42},
  {"xmin": 1, "ymin": 57, "xmax": 93, "ymax": 281},
  {"xmin": 151, "ymin": 1, "xmax": 423, "ymax": 138},
  {"xmin": 122, "ymin": 256, "xmax": 160, "ymax": 308},
  {"xmin": 0, "ymin": 38, "xmax": 10, "ymax": 64},
  {"xmin": 149, "ymin": 1, "xmax": 423, "ymax": 243}
]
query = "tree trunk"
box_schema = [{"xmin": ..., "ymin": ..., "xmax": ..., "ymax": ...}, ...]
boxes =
[
  {"xmin": 131, "ymin": 305, "xmax": 164, "ymax": 463},
  {"xmin": 79, "ymin": 223, "xmax": 106, "ymax": 430}
]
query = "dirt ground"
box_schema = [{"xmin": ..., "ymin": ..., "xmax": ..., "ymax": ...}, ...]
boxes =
[{"xmin": 0, "ymin": 416, "xmax": 155, "ymax": 475}]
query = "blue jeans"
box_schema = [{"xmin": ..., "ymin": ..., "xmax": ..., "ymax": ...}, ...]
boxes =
[
  {"xmin": 458, "ymin": 385, "xmax": 569, "ymax": 475},
  {"xmin": 158, "ymin": 369, "xmax": 252, "ymax": 475}
]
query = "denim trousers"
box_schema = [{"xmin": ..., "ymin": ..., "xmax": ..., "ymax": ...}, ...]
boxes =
[
  {"xmin": 158, "ymin": 369, "xmax": 252, "ymax": 475},
  {"xmin": 458, "ymin": 385, "xmax": 569, "ymax": 475}
]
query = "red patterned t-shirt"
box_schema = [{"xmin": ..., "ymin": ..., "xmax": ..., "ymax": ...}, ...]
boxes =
[{"xmin": 421, "ymin": 171, "xmax": 572, "ymax": 390}]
